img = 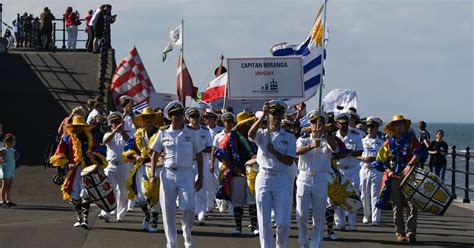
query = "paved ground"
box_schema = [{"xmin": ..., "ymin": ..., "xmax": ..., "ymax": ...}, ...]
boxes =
[{"xmin": 0, "ymin": 166, "xmax": 473, "ymax": 248}]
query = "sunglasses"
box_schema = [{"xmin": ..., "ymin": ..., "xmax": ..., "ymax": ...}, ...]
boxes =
[
  {"xmin": 367, "ymin": 125, "xmax": 377, "ymax": 128},
  {"xmin": 189, "ymin": 114, "xmax": 200, "ymax": 119},
  {"xmin": 169, "ymin": 111, "xmax": 184, "ymax": 117},
  {"xmin": 310, "ymin": 117, "xmax": 325, "ymax": 124}
]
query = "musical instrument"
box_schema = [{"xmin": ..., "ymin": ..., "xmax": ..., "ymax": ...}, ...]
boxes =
[
  {"xmin": 327, "ymin": 167, "xmax": 362, "ymax": 212},
  {"xmin": 400, "ymin": 167, "xmax": 454, "ymax": 215},
  {"xmin": 245, "ymin": 158, "xmax": 259, "ymax": 197},
  {"xmin": 81, "ymin": 164, "xmax": 116, "ymax": 212}
]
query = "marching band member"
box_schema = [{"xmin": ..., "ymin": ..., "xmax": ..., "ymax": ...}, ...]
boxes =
[
  {"xmin": 357, "ymin": 117, "xmax": 384, "ymax": 226},
  {"xmin": 185, "ymin": 107, "xmax": 213, "ymax": 226},
  {"xmin": 248, "ymin": 101, "xmax": 296, "ymax": 248},
  {"xmin": 296, "ymin": 110, "xmax": 338, "ymax": 248},
  {"xmin": 98, "ymin": 112, "xmax": 130, "ymax": 222},
  {"xmin": 373, "ymin": 115, "xmax": 427, "ymax": 243},
  {"xmin": 334, "ymin": 113, "xmax": 363, "ymax": 231},
  {"xmin": 149, "ymin": 101, "xmax": 204, "ymax": 248},
  {"xmin": 203, "ymin": 109, "xmax": 223, "ymax": 212},
  {"xmin": 122, "ymin": 107, "xmax": 163, "ymax": 232},
  {"xmin": 50, "ymin": 116, "xmax": 108, "ymax": 228}
]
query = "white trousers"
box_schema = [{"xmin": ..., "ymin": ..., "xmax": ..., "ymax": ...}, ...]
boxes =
[
  {"xmin": 359, "ymin": 166, "xmax": 382, "ymax": 223},
  {"xmin": 256, "ymin": 171, "xmax": 291, "ymax": 248},
  {"xmin": 296, "ymin": 173, "xmax": 329, "ymax": 248},
  {"xmin": 70, "ymin": 166, "xmax": 88, "ymax": 201},
  {"xmin": 334, "ymin": 166, "xmax": 360, "ymax": 229},
  {"xmin": 100, "ymin": 163, "xmax": 129, "ymax": 220},
  {"xmin": 207, "ymin": 160, "xmax": 220, "ymax": 211},
  {"xmin": 127, "ymin": 163, "xmax": 136, "ymax": 210},
  {"xmin": 160, "ymin": 167, "xmax": 195, "ymax": 248},
  {"xmin": 66, "ymin": 25, "xmax": 78, "ymax": 49},
  {"xmin": 194, "ymin": 159, "xmax": 209, "ymax": 221}
]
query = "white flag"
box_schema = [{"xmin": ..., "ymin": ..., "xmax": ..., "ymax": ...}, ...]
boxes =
[
  {"xmin": 322, "ymin": 89, "xmax": 358, "ymax": 114},
  {"xmin": 162, "ymin": 24, "xmax": 182, "ymax": 62}
]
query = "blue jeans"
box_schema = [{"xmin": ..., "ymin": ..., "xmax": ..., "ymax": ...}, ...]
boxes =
[{"xmin": 433, "ymin": 163, "xmax": 447, "ymax": 181}]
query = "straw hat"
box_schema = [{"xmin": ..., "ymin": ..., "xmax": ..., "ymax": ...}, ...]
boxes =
[
  {"xmin": 66, "ymin": 116, "xmax": 93, "ymax": 131},
  {"xmin": 133, "ymin": 107, "xmax": 163, "ymax": 127},
  {"xmin": 236, "ymin": 111, "xmax": 252, "ymax": 124},
  {"xmin": 384, "ymin": 115, "xmax": 411, "ymax": 136}
]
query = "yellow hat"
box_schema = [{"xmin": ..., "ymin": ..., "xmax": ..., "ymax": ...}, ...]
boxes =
[
  {"xmin": 133, "ymin": 107, "xmax": 163, "ymax": 127},
  {"xmin": 236, "ymin": 111, "xmax": 252, "ymax": 124},
  {"xmin": 384, "ymin": 115, "xmax": 411, "ymax": 136},
  {"xmin": 66, "ymin": 116, "xmax": 93, "ymax": 131}
]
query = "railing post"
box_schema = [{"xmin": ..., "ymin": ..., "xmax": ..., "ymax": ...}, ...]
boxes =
[
  {"xmin": 62, "ymin": 19, "xmax": 66, "ymax": 49},
  {"xmin": 451, "ymin": 145, "xmax": 457, "ymax": 199},
  {"xmin": 52, "ymin": 22, "xmax": 56, "ymax": 48},
  {"xmin": 463, "ymin": 146, "xmax": 470, "ymax": 203}
]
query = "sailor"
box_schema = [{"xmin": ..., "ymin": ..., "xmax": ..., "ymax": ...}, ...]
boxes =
[
  {"xmin": 248, "ymin": 101, "xmax": 296, "ymax": 248},
  {"xmin": 149, "ymin": 101, "xmax": 204, "ymax": 248},
  {"xmin": 296, "ymin": 110, "xmax": 338, "ymax": 248},
  {"xmin": 357, "ymin": 117, "xmax": 384, "ymax": 226},
  {"xmin": 122, "ymin": 107, "xmax": 163, "ymax": 232},
  {"xmin": 185, "ymin": 107, "xmax": 213, "ymax": 226},
  {"xmin": 203, "ymin": 109, "xmax": 223, "ymax": 212},
  {"xmin": 334, "ymin": 113, "xmax": 363, "ymax": 231},
  {"xmin": 50, "ymin": 116, "xmax": 108, "ymax": 229},
  {"xmin": 98, "ymin": 112, "xmax": 130, "ymax": 222}
]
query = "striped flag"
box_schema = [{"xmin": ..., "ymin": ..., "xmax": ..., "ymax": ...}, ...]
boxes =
[
  {"xmin": 176, "ymin": 51, "xmax": 198, "ymax": 106},
  {"xmin": 110, "ymin": 47, "xmax": 156, "ymax": 111},
  {"xmin": 201, "ymin": 73, "xmax": 227, "ymax": 103},
  {"xmin": 271, "ymin": 3, "xmax": 328, "ymax": 107}
]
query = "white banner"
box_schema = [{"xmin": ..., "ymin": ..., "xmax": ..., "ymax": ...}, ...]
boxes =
[
  {"xmin": 209, "ymin": 98, "xmax": 265, "ymax": 113},
  {"xmin": 227, "ymin": 57, "xmax": 304, "ymax": 99},
  {"xmin": 149, "ymin": 92, "xmax": 178, "ymax": 109}
]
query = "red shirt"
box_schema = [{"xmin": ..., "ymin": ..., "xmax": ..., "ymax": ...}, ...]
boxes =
[{"xmin": 64, "ymin": 12, "xmax": 77, "ymax": 27}]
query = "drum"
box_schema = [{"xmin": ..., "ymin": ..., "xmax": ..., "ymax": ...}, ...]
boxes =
[
  {"xmin": 400, "ymin": 167, "xmax": 454, "ymax": 215},
  {"xmin": 81, "ymin": 164, "xmax": 116, "ymax": 212},
  {"xmin": 327, "ymin": 167, "xmax": 362, "ymax": 212},
  {"xmin": 143, "ymin": 162, "xmax": 161, "ymax": 207},
  {"xmin": 245, "ymin": 158, "xmax": 259, "ymax": 197}
]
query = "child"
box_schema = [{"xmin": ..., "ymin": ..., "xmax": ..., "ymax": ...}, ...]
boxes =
[{"xmin": 0, "ymin": 133, "xmax": 17, "ymax": 207}]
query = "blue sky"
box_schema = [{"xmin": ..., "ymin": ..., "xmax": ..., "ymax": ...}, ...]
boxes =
[{"xmin": 2, "ymin": 0, "xmax": 473, "ymax": 123}]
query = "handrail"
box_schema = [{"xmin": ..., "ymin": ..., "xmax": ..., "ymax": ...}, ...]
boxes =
[{"xmin": 446, "ymin": 145, "xmax": 471, "ymax": 203}]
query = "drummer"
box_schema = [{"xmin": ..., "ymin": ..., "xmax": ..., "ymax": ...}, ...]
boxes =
[
  {"xmin": 295, "ymin": 110, "xmax": 338, "ymax": 248},
  {"xmin": 248, "ymin": 101, "xmax": 296, "ymax": 248},
  {"xmin": 98, "ymin": 112, "xmax": 130, "ymax": 222},
  {"xmin": 334, "ymin": 113, "xmax": 363, "ymax": 231},
  {"xmin": 50, "ymin": 116, "xmax": 108, "ymax": 229},
  {"xmin": 149, "ymin": 101, "xmax": 204, "ymax": 248},
  {"xmin": 373, "ymin": 115, "xmax": 427, "ymax": 243},
  {"xmin": 357, "ymin": 117, "xmax": 384, "ymax": 226},
  {"xmin": 122, "ymin": 107, "xmax": 163, "ymax": 232}
]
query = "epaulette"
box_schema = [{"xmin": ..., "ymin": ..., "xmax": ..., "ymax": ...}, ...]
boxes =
[
  {"xmin": 186, "ymin": 124, "xmax": 192, "ymax": 129},
  {"xmin": 350, "ymin": 130, "xmax": 359, "ymax": 135},
  {"xmin": 200, "ymin": 125, "xmax": 209, "ymax": 130},
  {"xmin": 160, "ymin": 125, "xmax": 170, "ymax": 130}
]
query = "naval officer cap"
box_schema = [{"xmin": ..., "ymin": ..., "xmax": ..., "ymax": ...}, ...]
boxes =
[
  {"xmin": 366, "ymin": 116, "xmax": 383, "ymax": 127},
  {"xmin": 203, "ymin": 108, "xmax": 218, "ymax": 118},
  {"xmin": 308, "ymin": 110, "xmax": 328, "ymax": 124},
  {"xmin": 164, "ymin": 100, "xmax": 185, "ymax": 119},
  {"xmin": 119, "ymin": 95, "xmax": 134, "ymax": 105},
  {"xmin": 268, "ymin": 100, "xmax": 287, "ymax": 114},
  {"xmin": 185, "ymin": 107, "xmax": 202, "ymax": 119},
  {"xmin": 335, "ymin": 113, "xmax": 350, "ymax": 123}
]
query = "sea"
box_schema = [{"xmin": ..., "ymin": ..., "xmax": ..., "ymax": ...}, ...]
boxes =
[{"xmin": 417, "ymin": 123, "xmax": 474, "ymax": 201}]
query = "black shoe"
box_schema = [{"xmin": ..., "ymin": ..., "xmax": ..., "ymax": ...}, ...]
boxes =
[{"xmin": 6, "ymin": 202, "xmax": 17, "ymax": 207}]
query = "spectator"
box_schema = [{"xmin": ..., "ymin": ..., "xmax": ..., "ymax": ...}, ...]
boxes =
[
  {"xmin": 57, "ymin": 106, "xmax": 87, "ymax": 136},
  {"xmin": 84, "ymin": 10, "xmax": 94, "ymax": 51},
  {"xmin": 417, "ymin": 121, "xmax": 431, "ymax": 169},
  {"xmin": 102, "ymin": 4, "xmax": 116, "ymax": 50},
  {"xmin": 87, "ymin": 6, "xmax": 102, "ymax": 52},
  {"xmin": 64, "ymin": 7, "xmax": 80, "ymax": 50},
  {"xmin": 39, "ymin": 7, "xmax": 55, "ymax": 50},
  {"xmin": 90, "ymin": 5, "xmax": 105, "ymax": 53},
  {"xmin": 12, "ymin": 20, "xmax": 19, "ymax": 48},
  {"xmin": 429, "ymin": 130, "xmax": 448, "ymax": 181},
  {"xmin": 86, "ymin": 98, "xmax": 96, "ymax": 113},
  {"xmin": 0, "ymin": 133, "xmax": 18, "ymax": 208},
  {"xmin": 87, "ymin": 100, "xmax": 105, "ymax": 124}
]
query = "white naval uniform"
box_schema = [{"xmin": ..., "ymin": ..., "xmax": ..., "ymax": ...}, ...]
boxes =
[
  {"xmin": 359, "ymin": 135, "xmax": 384, "ymax": 224},
  {"xmin": 192, "ymin": 126, "xmax": 213, "ymax": 222},
  {"xmin": 335, "ymin": 129, "xmax": 363, "ymax": 229},
  {"xmin": 296, "ymin": 135, "xmax": 337, "ymax": 248},
  {"xmin": 207, "ymin": 125, "xmax": 223, "ymax": 211},
  {"xmin": 100, "ymin": 132, "xmax": 129, "ymax": 220},
  {"xmin": 150, "ymin": 125, "xmax": 204, "ymax": 248},
  {"xmin": 250, "ymin": 128, "xmax": 296, "ymax": 248}
]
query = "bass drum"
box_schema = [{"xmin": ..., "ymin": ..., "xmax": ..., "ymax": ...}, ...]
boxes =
[
  {"xmin": 245, "ymin": 158, "xmax": 259, "ymax": 197},
  {"xmin": 327, "ymin": 167, "xmax": 362, "ymax": 212},
  {"xmin": 81, "ymin": 164, "xmax": 116, "ymax": 213}
]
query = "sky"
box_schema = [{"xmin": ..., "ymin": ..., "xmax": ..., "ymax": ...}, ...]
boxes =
[{"xmin": 2, "ymin": 0, "xmax": 473, "ymax": 123}]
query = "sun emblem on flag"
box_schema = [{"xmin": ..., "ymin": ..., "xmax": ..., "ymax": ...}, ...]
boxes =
[
  {"xmin": 311, "ymin": 19, "xmax": 324, "ymax": 47},
  {"xmin": 328, "ymin": 175, "xmax": 357, "ymax": 211}
]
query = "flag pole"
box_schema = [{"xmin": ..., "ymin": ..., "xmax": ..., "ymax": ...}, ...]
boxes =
[
  {"xmin": 317, "ymin": 0, "xmax": 328, "ymax": 111},
  {"xmin": 220, "ymin": 55, "xmax": 228, "ymax": 111},
  {"xmin": 181, "ymin": 19, "xmax": 185, "ymax": 107}
]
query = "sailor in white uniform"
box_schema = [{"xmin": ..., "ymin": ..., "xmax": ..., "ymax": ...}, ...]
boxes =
[
  {"xmin": 248, "ymin": 101, "xmax": 296, "ymax": 248},
  {"xmin": 149, "ymin": 101, "xmax": 204, "ymax": 248}
]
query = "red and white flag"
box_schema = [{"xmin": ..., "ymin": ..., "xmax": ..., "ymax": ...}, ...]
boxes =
[
  {"xmin": 176, "ymin": 52, "xmax": 198, "ymax": 106},
  {"xmin": 201, "ymin": 73, "xmax": 227, "ymax": 103},
  {"xmin": 110, "ymin": 47, "xmax": 156, "ymax": 110}
]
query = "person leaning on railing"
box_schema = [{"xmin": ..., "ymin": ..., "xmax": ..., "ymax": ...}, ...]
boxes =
[
  {"xmin": 39, "ymin": 7, "xmax": 55, "ymax": 50},
  {"xmin": 64, "ymin": 7, "xmax": 80, "ymax": 51}
]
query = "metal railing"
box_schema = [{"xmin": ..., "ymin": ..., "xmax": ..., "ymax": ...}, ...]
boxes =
[{"xmin": 445, "ymin": 146, "xmax": 472, "ymax": 203}]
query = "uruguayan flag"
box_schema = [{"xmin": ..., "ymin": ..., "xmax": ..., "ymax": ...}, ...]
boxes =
[{"xmin": 271, "ymin": 3, "xmax": 328, "ymax": 107}]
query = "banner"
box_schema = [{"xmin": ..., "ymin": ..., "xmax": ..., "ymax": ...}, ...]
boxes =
[
  {"xmin": 226, "ymin": 57, "xmax": 304, "ymax": 99},
  {"xmin": 149, "ymin": 92, "xmax": 178, "ymax": 109},
  {"xmin": 209, "ymin": 99, "xmax": 265, "ymax": 113}
]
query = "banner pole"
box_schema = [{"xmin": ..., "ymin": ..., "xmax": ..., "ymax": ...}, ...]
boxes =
[
  {"xmin": 318, "ymin": 0, "xmax": 328, "ymax": 111},
  {"xmin": 180, "ymin": 19, "xmax": 185, "ymax": 107}
]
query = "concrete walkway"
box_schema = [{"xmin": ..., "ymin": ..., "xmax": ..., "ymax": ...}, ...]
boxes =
[{"xmin": 0, "ymin": 166, "xmax": 473, "ymax": 248}]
